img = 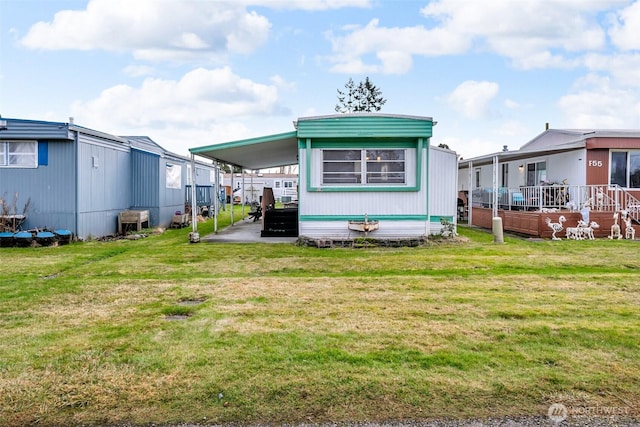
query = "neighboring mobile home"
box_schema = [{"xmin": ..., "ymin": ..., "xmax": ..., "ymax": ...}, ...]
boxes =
[
  {"xmin": 0, "ymin": 118, "xmax": 214, "ymax": 239},
  {"xmin": 222, "ymin": 172, "xmax": 299, "ymax": 204},
  {"xmin": 458, "ymin": 128, "xmax": 640, "ymax": 237},
  {"xmin": 190, "ymin": 113, "xmax": 458, "ymax": 241}
]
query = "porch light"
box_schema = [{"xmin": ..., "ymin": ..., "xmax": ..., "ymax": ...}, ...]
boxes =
[{"xmin": 518, "ymin": 164, "xmax": 524, "ymax": 172}]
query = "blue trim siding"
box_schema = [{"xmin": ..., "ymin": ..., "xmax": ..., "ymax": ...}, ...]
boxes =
[{"xmin": 38, "ymin": 141, "xmax": 48, "ymax": 166}]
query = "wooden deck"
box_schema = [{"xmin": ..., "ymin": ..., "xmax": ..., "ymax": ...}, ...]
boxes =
[{"xmin": 470, "ymin": 207, "xmax": 625, "ymax": 239}]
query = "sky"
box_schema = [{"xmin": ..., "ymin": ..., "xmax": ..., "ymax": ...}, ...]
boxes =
[{"xmin": 1, "ymin": 0, "xmax": 640, "ymax": 162}]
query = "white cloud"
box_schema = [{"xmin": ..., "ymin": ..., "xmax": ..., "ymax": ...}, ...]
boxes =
[
  {"xmin": 270, "ymin": 75, "xmax": 297, "ymax": 91},
  {"xmin": 421, "ymin": 0, "xmax": 611, "ymax": 69},
  {"xmin": 20, "ymin": 0, "xmax": 270, "ymax": 62},
  {"xmin": 123, "ymin": 65, "xmax": 155, "ymax": 77},
  {"xmin": 70, "ymin": 67, "xmax": 287, "ymax": 154},
  {"xmin": 326, "ymin": 0, "xmax": 622, "ymax": 74},
  {"xmin": 609, "ymin": 0, "xmax": 640, "ymax": 50},
  {"xmin": 326, "ymin": 18, "xmax": 470, "ymax": 74},
  {"xmin": 557, "ymin": 73, "xmax": 640, "ymax": 128},
  {"xmin": 445, "ymin": 80, "xmax": 499, "ymax": 120},
  {"xmin": 583, "ymin": 52, "xmax": 640, "ymax": 88}
]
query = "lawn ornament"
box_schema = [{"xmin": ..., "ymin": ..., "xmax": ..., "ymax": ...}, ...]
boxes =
[
  {"xmin": 566, "ymin": 220, "xmax": 587, "ymax": 240},
  {"xmin": 623, "ymin": 215, "xmax": 636, "ymax": 240},
  {"xmin": 595, "ymin": 188, "xmax": 605, "ymax": 210},
  {"xmin": 609, "ymin": 212, "xmax": 622, "ymax": 240},
  {"xmin": 565, "ymin": 200, "xmax": 578, "ymax": 212},
  {"xmin": 582, "ymin": 221, "xmax": 600, "ymax": 240},
  {"xmin": 546, "ymin": 215, "xmax": 566, "ymax": 240}
]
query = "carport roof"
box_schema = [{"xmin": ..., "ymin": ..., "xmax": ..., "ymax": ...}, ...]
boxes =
[{"xmin": 189, "ymin": 131, "xmax": 298, "ymax": 170}]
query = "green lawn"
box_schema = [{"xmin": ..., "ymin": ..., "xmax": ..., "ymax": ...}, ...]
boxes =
[{"xmin": 0, "ymin": 213, "xmax": 639, "ymax": 426}]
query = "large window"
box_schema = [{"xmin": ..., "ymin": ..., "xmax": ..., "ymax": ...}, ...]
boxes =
[
  {"xmin": 322, "ymin": 149, "xmax": 406, "ymax": 185},
  {"xmin": 611, "ymin": 151, "xmax": 640, "ymax": 188},
  {"xmin": 0, "ymin": 141, "xmax": 37, "ymax": 167}
]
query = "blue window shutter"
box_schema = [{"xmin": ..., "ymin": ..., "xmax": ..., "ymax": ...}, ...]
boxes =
[{"xmin": 38, "ymin": 141, "xmax": 48, "ymax": 166}]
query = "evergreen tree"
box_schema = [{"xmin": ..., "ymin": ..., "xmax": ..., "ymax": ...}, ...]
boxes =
[{"xmin": 335, "ymin": 77, "xmax": 386, "ymax": 113}]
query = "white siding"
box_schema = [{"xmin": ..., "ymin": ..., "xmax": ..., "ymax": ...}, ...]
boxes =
[
  {"xmin": 428, "ymin": 146, "xmax": 457, "ymax": 222},
  {"xmin": 299, "ymin": 145, "xmax": 458, "ymax": 238}
]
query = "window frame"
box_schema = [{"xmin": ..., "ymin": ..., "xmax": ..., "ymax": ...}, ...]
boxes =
[
  {"xmin": 321, "ymin": 148, "xmax": 407, "ymax": 186},
  {"xmin": 0, "ymin": 140, "xmax": 38, "ymax": 168},
  {"xmin": 526, "ymin": 161, "xmax": 547, "ymax": 186},
  {"xmin": 610, "ymin": 150, "xmax": 640, "ymax": 189}
]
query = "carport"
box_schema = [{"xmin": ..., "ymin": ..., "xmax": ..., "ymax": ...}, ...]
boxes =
[{"xmin": 188, "ymin": 131, "xmax": 299, "ymax": 241}]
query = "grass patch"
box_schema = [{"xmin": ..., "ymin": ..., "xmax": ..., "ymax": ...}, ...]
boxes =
[{"xmin": 0, "ymin": 216, "xmax": 639, "ymax": 425}]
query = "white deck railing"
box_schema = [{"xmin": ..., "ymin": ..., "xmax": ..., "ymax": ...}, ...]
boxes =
[{"xmin": 471, "ymin": 184, "xmax": 640, "ymax": 222}]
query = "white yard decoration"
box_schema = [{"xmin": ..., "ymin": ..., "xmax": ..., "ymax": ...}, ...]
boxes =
[
  {"xmin": 545, "ymin": 215, "xmax": 566, "ymax": 240},
  {"xmin": 623, "ymin": 212, "xmax": 636, "ymax": 240},
  {"xmin": 582, "ymin": 221, "xmax": 600, "ymax": 240},
  {"xmin": 565, "ymin": 220, "xmax": 587, "ymax": 240},
  {"xmin": 609, "ymin": 212, "xmax": 622, "ymax": 240}
]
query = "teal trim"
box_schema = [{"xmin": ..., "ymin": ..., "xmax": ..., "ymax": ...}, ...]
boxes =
[
  {"xmin": 429, "ymin": 215, "xmax": 454, "ymax": 223},
  {"xmin": 300, "ymin": 214, "xmax": 429, "ymax": 221},
  {"xmin": 309, "ymin": 139, "xmax": 417, "ymax": 149},
  {"xmin": 304, "ymin": 138, "xmax": 428, "ymax": 193},
  {"xmin": 299, "ymin": 214, "xmax": 452, "ymax": 222},
  {"xmin": 306, "ymin": 186, "xmax": 417, "ymax": 193},
  {"xmin": 304, "ymin": 137, "xmax": 312, "ymax": 192},
  {"xmin": 296, "ymin": 114, "xmax": 433, "ymax": 139}
]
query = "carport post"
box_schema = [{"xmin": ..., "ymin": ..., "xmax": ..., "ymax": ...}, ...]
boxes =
[
  {"xmin": 213, "ymin": 161, "xmax": 219, "ymax": 234},
  {"xmin": 230, "ymin": 172, "xmax": 234, "ymax": 226},
  {"xmin": 189, "ymin": 154, "xmax": 200, "ymax": 243}
]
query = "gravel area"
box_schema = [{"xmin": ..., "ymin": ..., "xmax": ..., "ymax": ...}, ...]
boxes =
[{"xmin": 147, "ymin": 416, "xmax": 640, "ymax": 427}]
